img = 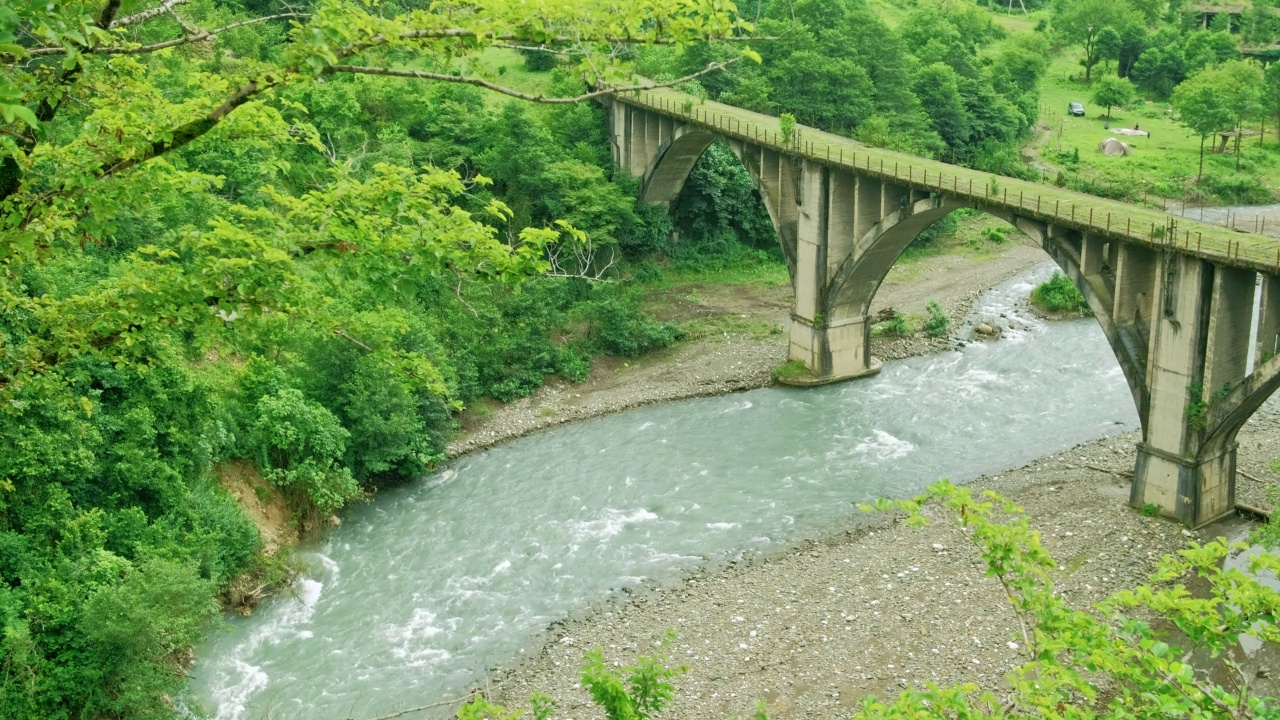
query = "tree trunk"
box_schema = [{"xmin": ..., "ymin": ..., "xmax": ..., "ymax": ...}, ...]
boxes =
[
  {"xmin": 1199, "ymin": 134, "xmax": 1205, "ymax": 180},
  {"xmin": 1236, "ymin": 123, "xmax": 1243, "ymax": 171}
]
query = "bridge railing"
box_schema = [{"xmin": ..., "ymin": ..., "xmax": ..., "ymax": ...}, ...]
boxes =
[{"xmin": 620, "ymin": 89, "xmax": 1280, "ymax": 275}]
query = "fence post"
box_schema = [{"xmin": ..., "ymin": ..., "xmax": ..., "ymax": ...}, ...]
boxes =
[
  {"xmin": 1037, "ymin": 195, "xmax": 1041, "ymax": 213},
  {"xmin": 1056, "ymin": 200, "xmax": 1060, "ymax": 216},
  {"xmin": 1107, "ymin": 213, "xmax": 1111, "ymax": 232}
]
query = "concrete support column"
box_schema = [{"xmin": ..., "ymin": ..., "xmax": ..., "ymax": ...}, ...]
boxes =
[
  {"xmin": 786, "ymin": 315, "xmax": 879, "ymax": 384},
  {"xmin": 1258, "ymin": 275, "xmax": 1280, "ymax": 363},
  {"xmin": 783, "ymin": 161, "xmax": 879, "ymax": 385},
  {"xmin": 1113, "ymin": 244, "xmax": 1157, "ymax": 327},
  {"xmin": 1203, "ymin": 266, "xmax": 1256, "ymax": 396},
  {"xmin": 625, "ymin": 107, "xmax": 647, "ymax": 178},
  {"xmin": 1131, "ymin": 256, "xmax": 1234, "ymax": 526}
]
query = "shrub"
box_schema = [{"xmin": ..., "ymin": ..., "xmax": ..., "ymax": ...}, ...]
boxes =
[
  {"xmin": 247, "ymin": 389, "xmax": 359, "ymax": 514},
  {"xmin": 575, "ymin": 286, "xmax": 684, "ymax": 358},
  {"xmin": 518, "ymin": 47, "xmax": 559, "ymax": 71},
  {"xmin": 981, "ymin": 226, "xmax": 1007, "ymax": 244},
  {"xmin": 1030, "ymin": 271, "xmax": 1090, "ymax": 314},
  {"xmin": 874, "ymin": 311, "xmax": 912, "ymax": 337},
  {"xmin": 860, "ymin": 482, "xmax": 1280, "ymax": 719},
  {"xmin": 924, "ymin": 300, "xmax": 950, "ymax": 337},
  {"xmin": 1197, "ymin": 174, "xmax": 1276, "ymax": 205}
]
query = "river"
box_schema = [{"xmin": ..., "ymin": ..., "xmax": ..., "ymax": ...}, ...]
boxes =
[{"xmin": 189, "ymin": 263, "xmax": 1142, "ymax": 719}]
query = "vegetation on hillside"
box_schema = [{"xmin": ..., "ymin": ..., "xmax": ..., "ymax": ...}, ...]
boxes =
[
  {"xmin": 2, "ymin": 0, "xmax": 1276, "ymax": 716},
  {"xmin": 0, "ymin": 1, "xmax": 767, "ymax": 716}
]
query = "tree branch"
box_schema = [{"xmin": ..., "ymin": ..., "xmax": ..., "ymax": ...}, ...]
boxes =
[
  {"xmin": 326, "ymin": 59, "xmax": 739, "ymax": 104},
  {"xmin": 113, "ymin": 0, "xmax": 191, "ymax": 29},
  {"xmin": 19, "ymin": 13, "xmax": 309, "ymax": 58},
  {"xmin": 100, "ymin": 78, "xmax": 273, "ymax": 179},
  {"xmin": 353, "ymin": 693, "xmax": 477, "ymax": 720}
]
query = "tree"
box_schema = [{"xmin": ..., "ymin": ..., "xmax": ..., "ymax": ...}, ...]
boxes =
[
  {"xmin": 1091, "ymin": 74, "xmax": 1136, "ymax": 119},
  {"xmin": 1095, "ymin": 26, "xmax": 1122, "ymax": 75},
  {"xmin": 1115, "ymin": 22, "xmax": 1148, "ymax": 78},
  {"xmin": 1131, "ymin": 45, "xmax": 1187, "ymax": 100},
  {"xmin": 1171, "ymin": 77, "xmax": 1234, "ymax": 179},
  {"xmin": 0, "ymin": 2, "xmax": 756, "ymax": 717},
  {"xmin": 1208, "ymin": 60, "xmax": 1265, "ymax": 170},
  {"xmin": 1243, "ymin": 0, "xmax": 1280, "ymax": 46},
  {"xmin": 914, "ymin": 63, "xmax": 972, "ymax": 157},
  {"xmin": 0, "ymin": 0, "xmax": 752, "ymax": 385},
  {"xmin": 1266, "ymin": 63, "xmax": 1280, "ymax": 147},
  {"xmin": 1050, "ymin": 0, "xmax": 1139, "ymax": 81}
]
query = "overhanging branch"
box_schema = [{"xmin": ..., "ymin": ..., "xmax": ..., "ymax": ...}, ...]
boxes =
[
  {"xmin": 326, "ymin": 58, "xmax": 738, "ymax": 104},
  {"xmin": 113, "ymin": 0, "xmax": 192, "ymax": 29},
  {"xmin": 17, "ymin": 13, "xmax": 309, "ymax": 59}
]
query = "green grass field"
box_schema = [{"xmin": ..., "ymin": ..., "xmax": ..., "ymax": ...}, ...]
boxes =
[
  {"xmin": 1028, "ymin": 40, "xmax": 1280, "ymax": 205},
  {"xmin": 467, "ymin": 48, "xmax": 562, "ymax": 109}
]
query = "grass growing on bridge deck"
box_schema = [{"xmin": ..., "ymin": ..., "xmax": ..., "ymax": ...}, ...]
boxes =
[{"xmin": 620, "ymin": 87, "xmax": 1280, "ymax": 275}]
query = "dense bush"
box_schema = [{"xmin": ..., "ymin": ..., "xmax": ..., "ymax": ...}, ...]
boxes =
[
  {"xmin": 1196, "ymin": 173, "xmax": 1277, "ymax": 205},
  {"xmin": 248, "ymin": 389, "xmax": 361, "ymax": 514},
  {"xmin": 574, "ymin": 285, "xmax": 685, "ymax": 358},
  {"xmin": 1031, "ymin": 272, "xmax": 1091, "ymax": 314},
  {"xmin": 924, "ymin": 300, "xmax": 952, "ymax": 337}
]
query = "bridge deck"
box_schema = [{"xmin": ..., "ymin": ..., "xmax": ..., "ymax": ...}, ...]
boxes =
[{"xmin": 618, "ymin": 88, "xmax": 1280, "ymax": 275}]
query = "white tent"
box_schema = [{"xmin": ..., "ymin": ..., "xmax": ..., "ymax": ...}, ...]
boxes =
[{"xmin": 1097, "ymin": 137, "xmax": 1131, "ymax": 156}]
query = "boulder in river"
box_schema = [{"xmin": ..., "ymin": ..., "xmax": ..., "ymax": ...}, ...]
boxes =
[{"xmin": 972, "ymin": 322, "xmax": 1003, "ymax": 340}]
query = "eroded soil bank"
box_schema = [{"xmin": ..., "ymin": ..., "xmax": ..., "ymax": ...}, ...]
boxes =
[{"xmin": 494, "ymin": 418, "xmax": 1280, "ymax": 719}]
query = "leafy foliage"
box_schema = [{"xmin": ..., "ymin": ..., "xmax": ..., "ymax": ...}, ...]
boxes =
[
  {"xmin": 0, "ymin": 1, "xmax": 760, "ymax": 716},
  {"xmin": 924, "ymin": 300, "xmax": 951, "ymax": 338},
  {"xmin": 1030, "ymin": 271, "xmax": 1090, "ymax": 314}
]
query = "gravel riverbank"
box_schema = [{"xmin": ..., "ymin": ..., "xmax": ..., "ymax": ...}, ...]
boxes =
[{"xmin": 493, "ymin": 417, "xmax": 1280, "ymax": 719}]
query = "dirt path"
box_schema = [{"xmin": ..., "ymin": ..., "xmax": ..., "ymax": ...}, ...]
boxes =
[
  {"xmin": 495, "ymin": 417, "xmax": 1280, "ymax": 719},
  {"xmin": 448, "ymin": 239, "xmax": 1049, "ymax": 457}
]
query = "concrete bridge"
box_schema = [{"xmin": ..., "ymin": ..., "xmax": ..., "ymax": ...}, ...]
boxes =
[{"xmin": 606, "ymin": 88, "xmax": 1280, "ymax": 528}]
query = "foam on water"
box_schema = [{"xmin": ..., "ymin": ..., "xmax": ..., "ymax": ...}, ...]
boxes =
[
  {"xmin": 852, "ymin": 430, "xmax": 916, "ymax": 463},
  {"xmin": 564, "ymin": 507, "xmax": 660, "ymax": 542},
  {"xmin": 206, "ymin": 576, "xmax": 325, "ymax": 720}
]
